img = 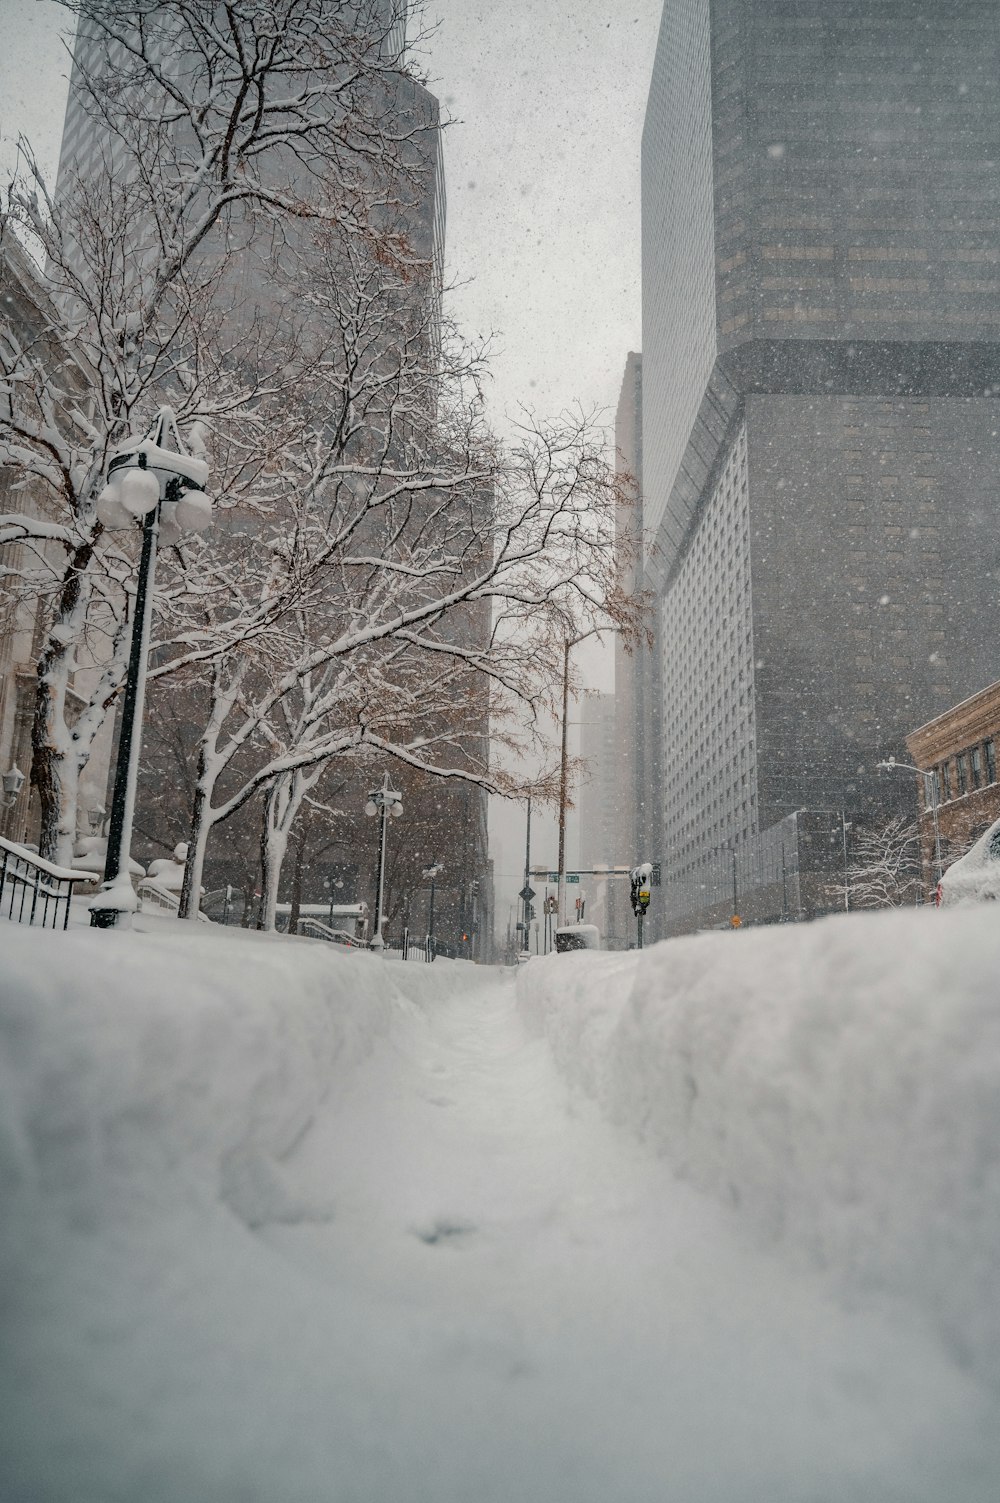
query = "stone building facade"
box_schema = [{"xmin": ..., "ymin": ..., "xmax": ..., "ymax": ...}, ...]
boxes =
[
  {"xmin": 641, "ymin": 0, "xmax": 1000, "ymax": 935},
  {"xmin": 906, "ymin": 680, "xmax": 1000, "ymax": 895},
  {"xmin": 0, "ymin": 230, "xmax": 114, "ymax": 847}
]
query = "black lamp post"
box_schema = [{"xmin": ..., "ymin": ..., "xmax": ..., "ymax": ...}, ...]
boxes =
[
  {"xmin": 365, "ymin": 773, "xmax": 402, "ymax": 950},
  {"xmin": 422, "ymin": 860, "xmax": 443, "ymax": 956},
  {"xmin": 90, "ymin": 408, "xmax": 211, "ymax": 928}
]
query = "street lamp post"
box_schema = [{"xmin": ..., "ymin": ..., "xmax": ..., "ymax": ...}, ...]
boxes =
[
  {"xmin": 90, "ymin": 407, "xmax": 211, "ymax": 928},
  {"xmin": 422, "ymin": 860, "xmax": 443, "ymax": 959},
  {"xmin": 324, "ymin": 875, "xmax": 344, "ymax": 925},
  {"xmin": 557, "ymin": 626, "xmax": 604, "ymax": 929},
  {"xmin": 365, "ymin": 772, "xmax": 402, "ymax": 950},
  {"xmin": 1, "ymin": 764, "xmax": 25, "ymax": 810},
  {"xmin": 877, "ymin": 756, "xmax": 944, "ymax": 894}
]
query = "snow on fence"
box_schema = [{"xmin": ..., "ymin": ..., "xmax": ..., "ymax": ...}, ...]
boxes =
[
  {"xmin": 515, "ymin": 906, "xmax": 1000, "ymax": 1390},
  {"xmin": 135, "ymin": 876, "xmax": 213, "ymax": 923},
  {"xmin": 0, "ymin": 837, "xmax": 90, "ymax": 930}
]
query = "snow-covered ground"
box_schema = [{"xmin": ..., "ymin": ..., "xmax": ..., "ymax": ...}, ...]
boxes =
[{"xmin": 2, "ymin": 908, "xmax": 999, "ymax": 1501}]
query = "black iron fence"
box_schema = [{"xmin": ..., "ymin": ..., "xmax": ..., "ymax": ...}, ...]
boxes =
[{"xmin": 0, "ymin": 837, "xmax": 90, "ymax": 930}]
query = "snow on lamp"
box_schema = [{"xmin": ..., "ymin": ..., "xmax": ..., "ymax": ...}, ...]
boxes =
[
  {"xmin": 90, "ymin": 407, "xmax": 212, "ymax": 930},
  {"xmin": 95, "ymin": 414, "xmax": 212, "ymax": 539},
  {"xmin": 118, "ymin": 466, "xmax": 162, "ymax": 517}
]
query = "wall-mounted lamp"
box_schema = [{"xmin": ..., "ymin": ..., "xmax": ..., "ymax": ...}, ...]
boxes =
[{"xmin": 1, "ymin": 765, "xmax": 25, "ymax": 808}]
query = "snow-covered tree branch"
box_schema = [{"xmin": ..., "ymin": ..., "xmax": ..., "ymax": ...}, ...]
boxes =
[{"xmin": 1, "ymin": 0, "xmax": 438, "ymax": 863}]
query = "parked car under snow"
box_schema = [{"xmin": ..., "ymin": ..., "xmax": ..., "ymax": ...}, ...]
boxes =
[
  {"xmin": 554, "ymin": 924, "xmax": 601, "ymax": 953},
  {"xmin": 937, "ymin": 816, "xmax": 1000, "ymax": 906}
]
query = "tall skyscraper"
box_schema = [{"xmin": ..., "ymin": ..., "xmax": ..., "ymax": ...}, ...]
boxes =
[
  {"xmin": 613, "ymin": 353, "xmax": 647, "ymax": 871},
  {"xmin": 642, "ymin": 0, "xmax": 1000, "ymax": 933}
]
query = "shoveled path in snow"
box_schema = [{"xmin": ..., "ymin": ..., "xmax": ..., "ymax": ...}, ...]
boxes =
[{"xmin": 260, "ymin": 965, "xmax": 1000, "ymax": 1502}]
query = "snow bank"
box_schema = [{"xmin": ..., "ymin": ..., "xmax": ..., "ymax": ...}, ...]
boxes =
[
  {"xmin": 0, "ymin": 928, "xmax": 375, "ymax": 1243},
  {"xmin": 516, "ymin": 906, "xmax": 1000, "ymax": 1387},
  {"xmin": 0, "ymin": 924, "xmax": 472, "ymax": 1238},
  {"xmin": 0, "ymin": 922, "xmax": 482, "ymax": 1503}
]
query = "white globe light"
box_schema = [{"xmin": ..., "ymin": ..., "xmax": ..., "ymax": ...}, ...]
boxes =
[
  {"xmin": 117, "ymin": 466, "xmax": 161, "ymax": 517},
  {"xmin": 364, "ymin": 800, "xmax": 378, "ymax": 816},
  {"xmin": 96, "ymin": 480, "xmax": 135, "ymax": 530},
  {"xmin": 175, "ymin": 490, "xmax": 213, "ymax": 534},
  {"xmin": 391, "ymin": 801, "xmax": 403, "ymax": 817},
  {"xmin": 158, "ymin": 501, "xmax": 183, "ymax": 548}
]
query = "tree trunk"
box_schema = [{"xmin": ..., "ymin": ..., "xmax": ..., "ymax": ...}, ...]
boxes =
[
  {"xmin": 257, "ymin": 770, "xmax": 313, "ymax": 932},
  {"xmin": 32, "ymin": 540, "xmax": 97, "ymax": 864},
  {"xmin": 257, "ymin": 789, "xmax": 289, "ymax": 933},
  {"xmin": 180, "ymin": 779, "xmax": 213, "ymax": 919},
  {"xmin": 289, "ymin": 825, "xmax": 308, "ymax": 935}
]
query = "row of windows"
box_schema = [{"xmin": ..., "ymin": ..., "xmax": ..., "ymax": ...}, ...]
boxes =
[
  {"xmin": 934, "ymin": 737, "xmax": 997, "ymax": 803},
  {"xmin": 663, "ymin": 426, "xmax": 758, "ymax": 878}
]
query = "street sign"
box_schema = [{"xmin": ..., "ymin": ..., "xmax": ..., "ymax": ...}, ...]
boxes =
[
  {"xmin": 730, "ymin": 914, "xmax": 742, "ymax": 928},
  {"xmin": 566, "ymin": 873, "xmax": 580, "ymax": 884},
  {"xmin": 519, "ymin": 885, "xmax": 536, "ymax": 903}
]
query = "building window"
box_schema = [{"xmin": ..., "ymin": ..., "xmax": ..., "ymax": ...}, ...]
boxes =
[
  {"xmin": 970, "ymin": 745, "xmax": 982, "ymax": 789},
  {"xmin": 941, "ymin": 761, "xmax": 952, "ymax": 800},
  {"xmin": 956, "ymin": 754, "xmax": 967, "ymax": 797},
  {"xmin": 986, "ymin": 738, "xmax": 997, "ymax": 786}
]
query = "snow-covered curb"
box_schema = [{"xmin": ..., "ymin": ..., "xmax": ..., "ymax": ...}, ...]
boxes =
[{"xmin": 515, "ymin": 907, "xmax": 1000, "ymax": 1387}]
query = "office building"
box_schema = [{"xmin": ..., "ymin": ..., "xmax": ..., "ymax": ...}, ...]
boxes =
[
  {"xmin": 906, "ymin": 680, "xmax": 1000, "ymax": 895},
  {"xmin": 641, "ymin": 0, "xmax": 1000, "ymax": 933}
]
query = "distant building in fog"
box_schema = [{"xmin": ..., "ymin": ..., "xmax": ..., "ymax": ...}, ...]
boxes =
[
  {"xmin": 613, "ymin": 352, "xmax": 653, "ymax": 873},
  {"xmin": 578, "ymin": 692, "xmax": 618, "ymax": 872},
  {"xmin": 639, "ymin": 0, "xmax": 1000, "ymax": 935},
  {"xmin": 578, "ymin": 691, "xmax": 631, "ymax": 948}
]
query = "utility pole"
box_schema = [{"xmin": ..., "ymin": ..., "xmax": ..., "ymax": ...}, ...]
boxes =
[
  {"xmin": 630, "ymin": 862, "xmax": 652, "ymax": 950},
  {"xmin": 523, "ymin": 796, "xmax": 532, "ymax": 942},
  {"xmin": 556, "ymin": 626, "xmax": 605, "ymax": 929},
  {"xmin": 557, "ymin": 639, "xmax": 571, "ymax": 929}
]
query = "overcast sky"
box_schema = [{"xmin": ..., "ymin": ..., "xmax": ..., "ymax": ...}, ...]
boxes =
[{"xmin": 0, "ymin": 0, "xmax": 665, "ymax": 930}]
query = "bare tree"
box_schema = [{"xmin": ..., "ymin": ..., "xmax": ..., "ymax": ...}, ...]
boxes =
[
  {"xmin": 830, "ymin": 814, "xmax": 923, "ymax": 910},
  {"xmin": 169, "ymin": 399, "xmax": 639, "ymax": 923},
  {"xmin": 0, "ymin": 0, "xmax": 436, "ymax": 861}
]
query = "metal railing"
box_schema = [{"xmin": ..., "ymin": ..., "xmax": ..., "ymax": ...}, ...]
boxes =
[
  {"xmin": 0, "ymin": 837, "xmax": 90, "ymax": 930},
  {"xmin": 384, "ymin": 929, "xmax": 453, "ymax": 962},
  {"xmin": 296, "ymin": 917, "xmax": 371, "ymax": 949},
  {"xmin": 136, "ymin": 877, "xmax": 213, "ymax": 923}
]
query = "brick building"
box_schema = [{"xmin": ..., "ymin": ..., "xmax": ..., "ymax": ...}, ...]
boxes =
[{"xmin": 906, "ymin": 681, "xmax": 1000, "ymax": 895}]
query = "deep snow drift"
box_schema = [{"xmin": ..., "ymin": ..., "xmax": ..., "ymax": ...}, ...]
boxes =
[{"xmin": 2, "ymin": 908, "xmax": 999, "ymax": 1501}]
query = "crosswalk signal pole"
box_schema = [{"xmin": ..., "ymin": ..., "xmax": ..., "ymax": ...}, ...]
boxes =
[{"xmin": 630, "ymin": 861, "xmax": 652, "ymax": 951}]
